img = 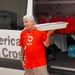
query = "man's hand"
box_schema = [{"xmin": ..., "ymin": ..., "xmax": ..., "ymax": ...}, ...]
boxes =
[
  {"xmin": 47, "ymin": 30, "xmax": 54, "ymax": 36},
  {"xmin": 22, "ymin": 60, "xmax": 25, "ymax": 69}
]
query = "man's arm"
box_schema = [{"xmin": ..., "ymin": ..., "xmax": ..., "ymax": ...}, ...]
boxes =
[
  {"xmin": 21, "ymin": 46, "xmax": 25, "ymax": 69},
  {"xmin": 43, "ymin": 30, "xmax": 54, "ymax": 47}
]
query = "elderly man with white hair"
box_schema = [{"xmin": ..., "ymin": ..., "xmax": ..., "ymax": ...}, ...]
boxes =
[{"xmin": 19, "ymin": 15, "xmax": 53, "ymax": 75}]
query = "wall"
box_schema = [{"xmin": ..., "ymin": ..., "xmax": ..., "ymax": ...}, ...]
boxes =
[{"xmin": 35, "ymin": 4, "xmax": 75, "ymax": 15}]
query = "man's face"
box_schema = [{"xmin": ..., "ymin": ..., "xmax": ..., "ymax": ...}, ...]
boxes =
[{"xmin": 23, "ymin": 17, "xmax": 34, "ymax": 30}]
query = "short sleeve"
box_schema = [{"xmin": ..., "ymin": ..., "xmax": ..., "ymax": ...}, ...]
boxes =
[
  {"xmin": 41, "ymin": 31, "xmax": 48, "ymax": 42},
  {"xmin": 19, "ymin": 32, "xmax": 24, "ymax": 46}
]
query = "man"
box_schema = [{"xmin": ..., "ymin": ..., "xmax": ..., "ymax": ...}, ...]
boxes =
[{"xmin": 19, "ymin": 15, "xmax": 54, "ymax": 75}]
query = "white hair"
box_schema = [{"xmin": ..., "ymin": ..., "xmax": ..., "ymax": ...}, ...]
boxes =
[{"xmin": 23, "ymin": 15, "xmax": 34, "ymax": 22}]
